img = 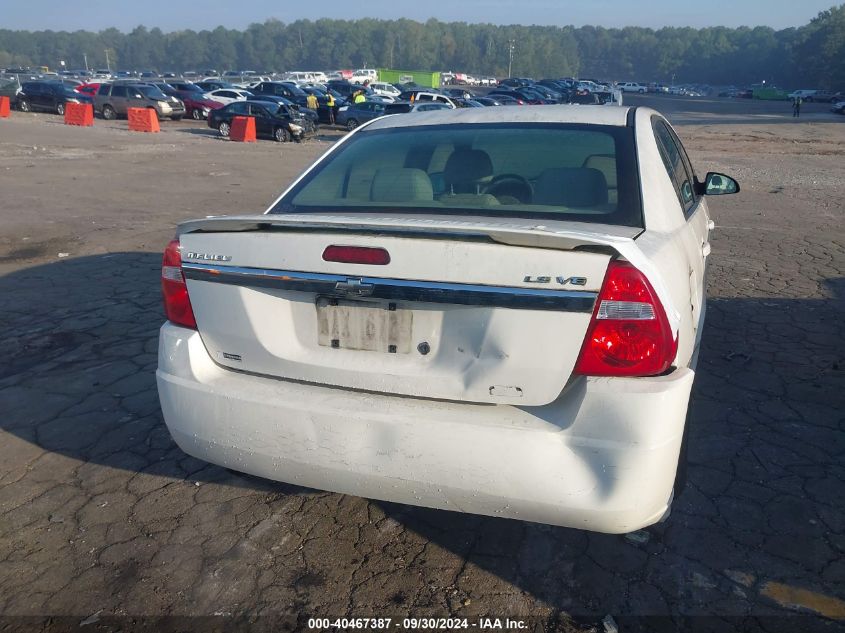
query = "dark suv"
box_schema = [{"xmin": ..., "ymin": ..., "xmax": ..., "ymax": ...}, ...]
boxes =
[{"xmin": 16, "ymin": 81, "xmax": 93, "ymax": 115}]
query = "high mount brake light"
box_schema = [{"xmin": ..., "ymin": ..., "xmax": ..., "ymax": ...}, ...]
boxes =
[
  {"xmin": 574, "ymin": 261, "xmax": 677, "ymax": 377},
  {"xmin": 323, "ymin": 245, "xmax": 391, "ymax": 265},
  {"xmin": 161, "ymin": 239, "xmax": 197, "ymax": 329}
]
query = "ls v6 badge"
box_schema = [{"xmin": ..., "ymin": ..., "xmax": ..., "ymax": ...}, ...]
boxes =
[{"xmin": 523, "ymin": 275, "xmax": 588, "ymax": 286}]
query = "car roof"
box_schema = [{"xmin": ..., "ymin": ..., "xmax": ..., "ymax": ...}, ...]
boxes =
[{"xmin": 365, "ymin": 104, "xmax": 632, "ymax": 130}]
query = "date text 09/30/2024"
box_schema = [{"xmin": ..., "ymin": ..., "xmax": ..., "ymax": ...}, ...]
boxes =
[{"xmin": 307, "ymin": 617, "xmax": 529, "ymax": 630}]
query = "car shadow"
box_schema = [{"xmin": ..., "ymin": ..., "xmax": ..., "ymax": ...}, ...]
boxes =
[
  {"xmin": 1, "ymin": 253, "xmax": 842, "ymax": 628},
  {"xmin": 173, "ymin": 127, "xmax": 226, "ymax": 138}
]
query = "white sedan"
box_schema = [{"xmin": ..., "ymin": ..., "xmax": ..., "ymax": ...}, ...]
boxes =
[
  {"xmin": 206, "ymin": 88, "xmax": 252, "ymax": 105},
  {"xmin": 157, "ymin": 106, "xmax": 739, "ymax": 534}
]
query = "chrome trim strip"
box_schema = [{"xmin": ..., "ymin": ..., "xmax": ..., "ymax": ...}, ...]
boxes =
[{"xmin": 182, "ymin": 263, "xmax": 597, "ymax": 312}]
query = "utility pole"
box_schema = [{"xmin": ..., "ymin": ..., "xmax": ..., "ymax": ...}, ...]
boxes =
[
  {"xmin": 83, "ymin": 53, "xmax": 89, "ymax": 72},
  {"xmin": 507, "ymin": 40, "xmax": 515, "ymax": 78},
  {"xmin": 104, "ymin": 49, "xmax": 111, "ymax": 71}
]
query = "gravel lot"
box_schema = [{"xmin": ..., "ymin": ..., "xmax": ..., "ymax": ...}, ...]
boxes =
[{"xmin": 0, "ymin": 97, "xmax": 843, "ymax": 632}]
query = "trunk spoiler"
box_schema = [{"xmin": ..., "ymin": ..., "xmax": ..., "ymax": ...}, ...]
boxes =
[{"xmin": 176, "ymin": 213, "xmax": 643, "ymax": 253}]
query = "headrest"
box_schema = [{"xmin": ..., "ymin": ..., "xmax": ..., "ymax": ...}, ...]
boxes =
[
  {"xmin": 533, "ymin": 167, "xmax": 609, "ymax": 208},
  {"xmin": 443, "ymin": 149, "xmax": 494, "ymax": 188},
  {"xmin": 582, "ymin": 154, "xmax": 617, "ymax": 188},
  {"xmin": 370, "ymin": 167, "xmax": 434, "ymax": 202}
]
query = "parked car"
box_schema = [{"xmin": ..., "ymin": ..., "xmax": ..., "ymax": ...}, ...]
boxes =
[
  {"xmin": 327, "ymin": 80, "xmax": 381, "ymax": 103},
  {"xmin": 246, "ymin": 94, "xmax": 319, "ymax": 131},
  {"xmin": 383, "ymin": 101, "xmax": 454, "ymax": 114},
  {"xmin": 336, "ymin": 100, "xmax": 387, "ymax": 129},
  {"xmin": 488, "ymin": 89, "xmax": 533, "ymax": 105},
  {"xmin": 787, "ymin": 89, "xmax": 817, "ymax": 100},
  {"xmin": 398, "ymin": 91, "xmax": 457, "ymax": 108},
  {"xmin": 0, "ymin": 75, "xmax": 20, "ymax": 100},
  {"xmin": 166, "ymin": 80, "xmax": 208, "ymax": 97},
  {"xmin": 74, "ymin": 83, "xmax": 101, "ymax": 99},
  {"xmin": 208, "ymin": 101, "xmax": 306, "ymax": 142},
  {"xmin": 444, "ymin": 88, "xmax": 474, "ymax": 100},
  {"xmin": 618, "ymin": 82, "xmax": 647, "ymax": 93},
  {"xmin": 206, "ymin": 88, "xmax": 252, "ymax": 105},
  {"xmin": 831, "ymin": 101, "xmax": 845, "ymax": 115},
  {"xmin": 16, "ymin": 81, "xmax": 93, "ymax": 114},
  {"xmin": 158, "ymin": 84, "xmax": 221, "ymax": 120},
  {"xmin": 158, "ymin": 105, "xmax": 739, "ymax": 533},
  {"xmin": 194, "ymin": 80, "xmax": 239, "ymax": 92},
  {"xmin": 498, "ymin": 77, "xmax": 533, "ymax": 88},
  {"xmin": 805, "ymin": 90, "xmax": 833, "ymax": 102},
  {"xmin": 473, "ymin": 96, "xmax": 506, "ymax": 106},
  {"xmin": 94, "ymin": 83, "xmax": 185, "ymax": 120},
  {"xmin": 527, "ymin": 84, "xmax": 563, "ymax": 102},
  {"xmin": 368, "ymin": 82, "xmax": 401, "ymax": 99}
]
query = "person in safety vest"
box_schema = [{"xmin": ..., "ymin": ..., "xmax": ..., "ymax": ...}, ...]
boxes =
[{"xmin": 326, "ymin": 91, "xmax": 335, "ymax": 124}]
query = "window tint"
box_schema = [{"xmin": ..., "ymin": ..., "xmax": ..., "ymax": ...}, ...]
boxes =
[
  {"xmin": 652, "ymin": 117, "xmax": 696, "ymax": 213},
  {"xmin": 229, "ymin": 102, "xmax": 249, "ymax": 114},
  {"xmin": 248, "ymin": 103, "xmax": 267, "ymax": 117},
  {"xmin": 273, "ymin": 123, "xmax": 642, "ymax": 227},
  {"xmin": 112, "ymin": 85, "xmax": 127, "ymax": 97},
  {"xmin": 667, "ymin": 125, "xmax": 699, "ymax": 198},
  {"xmin": 97, "ymin": 84, "xmax": 111, "ymax": 95}
]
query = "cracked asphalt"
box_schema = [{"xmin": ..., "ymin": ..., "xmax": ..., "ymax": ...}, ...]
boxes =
[{"xmin": 0, "ymin": 101, "xmax": 843, "ymax": 632}]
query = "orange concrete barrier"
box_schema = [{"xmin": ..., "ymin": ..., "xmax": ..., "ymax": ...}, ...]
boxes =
[
  {"xmin": 0, "ymin": 96, "xmax": 10, "ymax": 118},
  {"xmin": 127, "ymin": 107, "xmax": 160, "ymax": 133},
  {"xmin": 64, "ymin": 102, "xmax": 94, "ymax": 126},
  {"xmin": 230, "ymin": 116, "xmax": 256, "ymax": 142}
]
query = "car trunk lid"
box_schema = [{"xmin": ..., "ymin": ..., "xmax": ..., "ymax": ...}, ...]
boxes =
[{"xmin": 177, "ymin": 213, "xmax": 640, "ymax": 406}]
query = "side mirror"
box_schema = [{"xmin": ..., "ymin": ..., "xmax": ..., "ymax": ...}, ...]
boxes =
[{"xmin": 698, "ymin": 172, "xmax": 740, "ymax": 196}]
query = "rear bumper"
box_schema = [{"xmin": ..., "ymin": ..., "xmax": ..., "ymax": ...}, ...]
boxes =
[{"xmin": 156, "ymin": 323, "xmax": 694, "ymax": 533}]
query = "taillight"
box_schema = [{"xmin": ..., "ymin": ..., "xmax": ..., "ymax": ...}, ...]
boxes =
[
  {"xmin": 161, "ymin": 239, "xmax": 197, "ymax": 329},
  {"xmin": 323, "ymin": 245, "xmax": 391, "ymax": 265},
  {"xmin": 574, "ymin": 261, "xmax": 677, "ymax": 377}
]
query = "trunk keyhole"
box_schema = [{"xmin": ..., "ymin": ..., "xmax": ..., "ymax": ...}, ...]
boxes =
[{"xmin": 417, "ymin": 342, "xmax": 430, "ymax": 355}]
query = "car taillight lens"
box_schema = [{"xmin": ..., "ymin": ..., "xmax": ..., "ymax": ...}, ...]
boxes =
[
  {"xmin": 161, "ymin": 239, "xmax": 197, "ymax": 329},
  {"xmin": 574, "ymin": 261, "xmax": 677, "ymax": 377}
]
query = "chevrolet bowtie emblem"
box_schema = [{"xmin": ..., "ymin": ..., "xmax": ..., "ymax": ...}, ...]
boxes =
[{"xmin": 334, "ymin": 278, "xmax": 374, "ymax": 296}]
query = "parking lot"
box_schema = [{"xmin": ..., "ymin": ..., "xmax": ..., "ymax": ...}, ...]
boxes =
[{"xmin": 0, "ymin": 96, "xmax": 843, "ymax": 632}]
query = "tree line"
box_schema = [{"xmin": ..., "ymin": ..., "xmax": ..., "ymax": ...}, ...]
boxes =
[{"xmin": 1, "ymin": 5, "xmax": 843, "ymax": 88}]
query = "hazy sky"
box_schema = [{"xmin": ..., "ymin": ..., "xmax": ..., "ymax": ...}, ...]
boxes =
[{"xmin": 2, "ymin": 0, "xmax": 836, "ymax": 31}]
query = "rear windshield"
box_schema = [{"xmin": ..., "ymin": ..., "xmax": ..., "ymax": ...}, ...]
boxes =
[{"xmin": 271, "ymin": 123, "xmax": 642, "ymax": 226}]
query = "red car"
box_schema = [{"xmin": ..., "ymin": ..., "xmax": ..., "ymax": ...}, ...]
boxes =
[
  {"xmin": 183, "ymin": 96, "xmax": 223, "ymax": 120},
  {"xmin": 74, "ymin": 83, "xmax": 101, "ymax": 98},
  {"xmin": 157, "ymin": 83, "xmax": 223, "ymax": 120}
]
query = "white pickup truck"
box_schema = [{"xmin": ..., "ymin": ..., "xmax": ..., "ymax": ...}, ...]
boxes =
[{"xmin": 157, "ymin": 106, "xmax": 739, "ymax": 533}]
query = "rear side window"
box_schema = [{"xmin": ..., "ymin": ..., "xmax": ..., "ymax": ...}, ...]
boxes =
[
  {"xmin": 248, "ymin": 103, "xmax": 267, "ymax": 117},
  {"xmin": 652, "ymin": 117, "xmax": 696, "ymax": 214},
  {"xmin": 112, "ymin": 85, "xmax": 127, "ymax": 97},
  {"xmin": 272, "ymin": 123, "xmax": 643, "ymax": 227},
  {"xmin": 97, "ymin": 84, "xmax": 111, "ymax": 95}
]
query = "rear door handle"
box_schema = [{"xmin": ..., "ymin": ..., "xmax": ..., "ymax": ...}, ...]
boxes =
[{"xmin": 702, "ymin": 242, "xmax": 712, "ymax": 257}]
